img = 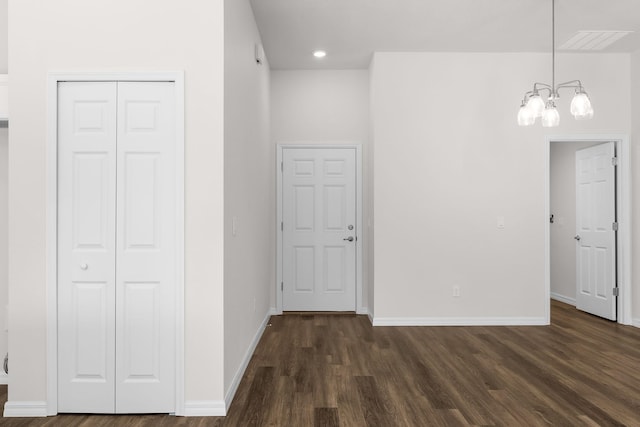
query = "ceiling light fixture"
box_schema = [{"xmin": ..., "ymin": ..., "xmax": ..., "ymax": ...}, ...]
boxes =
[
  {"xmin": 518, "ymin": 0, "xmax": 593, "ymax": 127},
  {"xmin": 313, "ymin": 50, "xmax": 327, "ymax": 58}
]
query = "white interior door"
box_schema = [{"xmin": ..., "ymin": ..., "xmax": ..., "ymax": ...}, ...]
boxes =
[
  {"xmin": 282, "ymin": 148, "xmax": 356, "ymax": 311},
  {"xmin": 575, "ymin": 142, "xmax": 616, "ymax": 320},
  {"xmin": 115, "ymin": 82, "xmax": 176, "ymax": 413},
  {"xmin": 58, "ymin": 82, "xmax": 117, "ymax": 413},
  {"xmin": 58, "ymin": 81, "xmax": 177, "ymax": 414}
]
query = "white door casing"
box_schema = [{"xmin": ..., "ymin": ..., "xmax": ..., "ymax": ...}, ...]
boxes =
[
  {"xmin": 575, "ymin": 142, "xmax": 616, "ymax": 321},
  {"xmin": 281, "ymin": 147, "xmax": 357, "ymax": 311},
  {"xmin": 57, "ymin": 81, "xmax": 178, "ymax": 413}
]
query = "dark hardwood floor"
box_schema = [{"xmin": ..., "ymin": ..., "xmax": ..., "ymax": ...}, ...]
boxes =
[{"xmin": 2, "ymin": 300, "xmax": 640, "ymax": 426}]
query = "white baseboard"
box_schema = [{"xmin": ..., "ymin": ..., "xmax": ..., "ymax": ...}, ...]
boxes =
[
  {"xmin": 0, "ymin": 372, "xmax": 7, "ymax": 385},
  {"xmin": 632, "ymin": 318, "xmax": 640, "ymax": 328},
  {"xmin": 550, "ymin": 292, "xmax": 576, "ymax": 306},
  {"xmin": 367, "ymin": 311, "xmax": 374, "ymax": 325},
  {"xmin": 223, "ymin": 309, "xmax": 274, "ymax": 414},
  {"xmin": 372, "ymin": 317, "xmax": 548, "ymax": 326},
  {"xmin": 183, "ymin": 400, "xmax": 226, "ymax": 417},
  {"xmin": 3, "ymin": 401, "xmax": 48, "ymax": 417}
]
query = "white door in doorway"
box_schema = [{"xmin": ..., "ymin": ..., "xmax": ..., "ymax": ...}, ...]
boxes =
[
  {"xmin": 57, "ymin": 81, "xmax": 177, "ymax": 413},
  {"xmin": 282, "ymin": 148, "xmax": 356, "ymax": 311},
  {"xmin": 575, "ymin": 142, "xmax": 616, "ymax": 321}
]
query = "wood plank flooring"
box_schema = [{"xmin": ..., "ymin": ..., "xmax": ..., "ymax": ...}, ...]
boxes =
[{"xmin": 2, "ymin": 300, "xmax": 640, "ymax": 426}]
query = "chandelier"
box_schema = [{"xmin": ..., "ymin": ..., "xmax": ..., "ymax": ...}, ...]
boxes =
[{"xmin": 517, "ymin": 0, "xmax": 593, "ymax": 127}]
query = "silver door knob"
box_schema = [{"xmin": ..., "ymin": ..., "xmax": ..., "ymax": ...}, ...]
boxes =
[
  {"xmin": 343, "ymin": 236, "xmax": 354, "ymax": 242},
  {"xmin": 574, "ymin": 235, "xmax": 581, "ymax": 241},
  {"xmin": 80, "ymin": 263, "xmax": 88, "ymax": 270}
]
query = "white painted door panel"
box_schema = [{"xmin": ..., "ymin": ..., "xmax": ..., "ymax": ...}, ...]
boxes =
[
  {"xmin": 58, "ymin": 82, "xmax": 118, "ymax": 413},
  {"xmin": 575, "ymin": 142, "xmax": 616, "ymax": 321},
  {"xmin": 282, "ymin": 148, "xmax": 356, "ymax": 311},
  {"xmin": 58, "ymin": 82, "xmax": 176, "ymax": 414},
  {"xmin": 115, "ymin": 82, "xmax": 176, "ymax": 413}
]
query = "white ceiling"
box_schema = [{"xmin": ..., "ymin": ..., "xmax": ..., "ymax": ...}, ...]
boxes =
[{"xmin": 249, "ymin": 0, "xmax": 640, "ymax": 69}]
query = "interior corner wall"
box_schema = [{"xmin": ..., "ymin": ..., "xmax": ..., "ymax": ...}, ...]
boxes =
[
  {"xmin": 0, "ymin": 0, "xmax": 6, "ymax": 74},
  {"xmin": 0, "ymin": 128, "xmax": 7, "ymax": 380},
  {"xmin": 0, "ymin": 0, "xmax": 7, "ymax": 383},
  {"xmin": 223, "ymin": 0, "xmax": 273, "ymax": 400},
  {"xmin": 550, "ymin": 141, "xmax": 601, "ymax": 305},
  {"xmin": 632, "ymin": 49, "xmax": 640, "ymax": 326},
  {"xmin": 7, "ymin": 0, "xmax": 225, "ymax": 408},
  {"xmin": 367, "ymin": 59, "xmax": 376, "ymax": 318},
  {"xmin": 370, "ymin": 52, "xmax": 631, "ymax": 323},
  {"xmin": 270, "ymin": 69, "xmax": 371, "ymax": 312}
]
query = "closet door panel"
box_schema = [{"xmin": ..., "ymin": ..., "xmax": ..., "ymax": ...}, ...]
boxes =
[
  {"xmin": 57, "ymin": 82, "xmax": 117, "ymax": 414},
  {"xmin": 115, "ymin": 82, "xmax": 176, "ymax": 413}
]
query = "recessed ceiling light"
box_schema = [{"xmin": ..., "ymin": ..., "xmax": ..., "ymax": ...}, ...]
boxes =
[{"xmin": 313, "ymin": 50, "xmax": 327, "ymax": 58}]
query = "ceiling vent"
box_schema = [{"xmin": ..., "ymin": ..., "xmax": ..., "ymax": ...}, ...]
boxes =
[{"xmin": 559, "ymin": 31, "xmax": 633, "ymax": 51}]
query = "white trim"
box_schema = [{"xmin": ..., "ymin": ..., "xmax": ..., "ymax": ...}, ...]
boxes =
[
  {"xmin": 0, "ymin": 372, "xmax": 7, "ymax": 385},
  {"xmin": 276, "ymin": 144, "xmax": 364, "ymax": 314},
  {"xmin": 183, "ymin": 401, "xmax": 226, "ymax": 417},
  {"xmin": 46, "ymin": 71, "xmax": 186, "ymax": 416},
  {"xmin": 632, "ymin": 318, "xmax": 640, "ymax": 329},
  {"xmin": 3, "ymin": 401, "xmax": 48, "ymax": 418},
  {"xmin": 173, "ymin": 74, "xmax": 186, "ymax": 417},
  {"xmin": 357, "ymin": 307, "xmax": 370, "ymax": 316},
  {"xmin": 550, "ymin": 292, "xmax": 576, "ymax": 306},
  {"xmin": 276, "ymin": 147, "xmax": 283, "ymax": 313},
  {"xmin": 367, "ymin": 311, "xmax": 374, "ymax": 325},
  {"xmin": 223, "ymin": 309, "xmax": 273, "ymax": 411},
  {"xmin": 372, "ymin": 317, "xmax": 547, "ymax": 327},
  {"xmin": 545, "ymin": 135, "xmax": 632, "ymax": 326}
]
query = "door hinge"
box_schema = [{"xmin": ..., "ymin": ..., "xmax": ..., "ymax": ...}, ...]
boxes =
[
  {"xmin": 612, "ymin": 222, "xmax": 619, "ymax": 231},
  {"xmin": 281, "ymin": 282, "xmax": 283, "ymax": 291},
  {"xmin": 281, "ymin": 161, "xmax": 283, "ymax": 172},
  {"xmin": 612, "ymin": 157, "xmax": 618, "ymax": 166},
  {"xmin": 281, "ymin": 221, "xmax": 283, "ymax": 231},
  {"xmin": 613, "ymin": 287, "xmax": 620, "ymax": 297}
]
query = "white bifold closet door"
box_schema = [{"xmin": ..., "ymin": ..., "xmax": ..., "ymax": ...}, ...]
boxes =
[{"xmin": 57, "ymin": 81, "xmax": 177, "ymax": 414}]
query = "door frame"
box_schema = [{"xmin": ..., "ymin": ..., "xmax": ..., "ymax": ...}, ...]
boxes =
[
  {"xmin": 545, "ymin": 135, "xmax": 632, "ymax": 325},
  {"xmin": 45, "ymin": 72, "xmax": 185, "ymax": 415},
  {"xmin": 276, "ymin": 144, "xmax": 364, "ymax": 314}
]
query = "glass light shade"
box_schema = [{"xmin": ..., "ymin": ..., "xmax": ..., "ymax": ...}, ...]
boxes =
[
  {"xmin": 526, "ymin": 94, "xmax": 546, "ymax": 118},
  {"xmin": 517, "ymin": 104, "xmax": 535, "ymax": 126},
  {"xmin": 570, "ymin": 92, "xmax": 593, "ymax": 119},
  {"xmin": 542, "ymin": 105, "xmax": 560, "ymax": 127},
  {"xmin": 581, "ymin": 105, "xmax": 594, "ymax": 120}
]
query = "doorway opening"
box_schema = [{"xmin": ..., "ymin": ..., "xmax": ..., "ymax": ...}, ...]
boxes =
[
  {"xmin": 545, "ymin": 135, "xmax": 631, "ymax": 325},
  {"xmin": 276, "ymin": 145, "xmax": 363, "ymax": 314}
]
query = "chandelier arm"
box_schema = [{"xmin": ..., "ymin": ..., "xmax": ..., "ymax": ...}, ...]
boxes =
[
  {"xmin": 556, "ymin": 80, "xmax": 585, "ymax": 92},
  {"xmin": 529, "ymin": 84, "xmax": 554, "ymax": 100},
  {"xmin": 532, "ymin": 83, "xmax": 553, "ymax": 92}
]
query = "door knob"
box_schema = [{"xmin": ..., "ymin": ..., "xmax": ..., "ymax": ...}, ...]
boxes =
[
  {"xmin": 574, "ymin": 235, "xmax": 581, "ymax": 241},
  {"xmin": 343, "ymin": 236, "xmax": 354, "ymax": 242},
  {"xmin": 80, "ymin": 263, "xmax": 88, "ymax": 270}
]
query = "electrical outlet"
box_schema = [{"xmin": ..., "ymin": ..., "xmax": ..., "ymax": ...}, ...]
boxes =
[{"xmin": 453, "ymin": 286, "xmax": 461, "ymax": 297}]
